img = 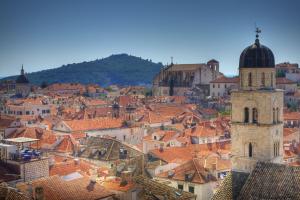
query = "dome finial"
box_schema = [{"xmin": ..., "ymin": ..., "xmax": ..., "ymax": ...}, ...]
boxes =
[{"xmin": 255, "ymin": 27, "xmax": 261, "ymax": 45}]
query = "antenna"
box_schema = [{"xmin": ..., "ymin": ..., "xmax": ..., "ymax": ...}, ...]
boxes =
[{"xmin": 171, "ymin": 56, "xmax": 173, "ymax": 64}]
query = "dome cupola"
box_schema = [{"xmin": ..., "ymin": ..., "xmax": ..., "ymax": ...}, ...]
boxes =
[{"xmin": 239, "ymin": 28, "xmax": 275, "ymax": 68}]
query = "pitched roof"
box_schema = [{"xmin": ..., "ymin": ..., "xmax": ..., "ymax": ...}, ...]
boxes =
[
  {"xmin": 284, "ymin": 112, "xmax": 300, "ymax": 120},
  {"xmin": 64, "ymin": 118, "xmax": 123, "ymax": 131},
  {"xmin": 50, "ymin": 157, "xmax": 92, "ymax": 176},
  {"xmin": 238, "ymin": 162, "xmax": 300, "ymax": 200},
  {"xmin": 276, "ymin": 77, "xmax": 297, "ymax": 84},
  {"xmin": 210, "ymin": 76, "xmax": 239, "ymax": 83},
  {"xmin": 212, "ymin": 162, "xmax": 300, "ymax": 200},
  {"xmin": 17, "ymin": 175, "xmax": 114, "ymax": 200},
  {"xmin": 0, "ymin": 184, "xmax": 30, "ymax": 200},
  {"xmin": 150, "ymin": 142, "xmax": 231, "ymax": 164},
  {"xmin": 157, "ymin": 157, "xmax": 223, "ymax": 184}
]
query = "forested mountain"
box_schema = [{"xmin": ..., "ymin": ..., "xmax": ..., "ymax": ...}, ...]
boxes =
[{"xmin": 1, "ymin": 54, "xmax": 163, "ymax": 86}]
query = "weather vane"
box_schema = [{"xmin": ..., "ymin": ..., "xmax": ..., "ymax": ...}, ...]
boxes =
[{"xmin": 255, "ymin": 26, "xmax": 261, "ymax": 39}]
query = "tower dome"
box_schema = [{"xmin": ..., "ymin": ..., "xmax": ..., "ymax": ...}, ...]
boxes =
[{"xmin": 239, "ymin": 32, "xmax": 275, "ymax": 68}]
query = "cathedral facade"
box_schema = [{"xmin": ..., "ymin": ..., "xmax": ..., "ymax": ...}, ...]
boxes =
[{"xmin": 152, "ymin": 59, "xmax": 222, "ymax": 97}]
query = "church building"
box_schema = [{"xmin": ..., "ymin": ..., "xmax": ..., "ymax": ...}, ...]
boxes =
[
  {"xmin": 152, "ymin": 59, "xmax": 222, "ymax": 97},
  {"xmin": 15, "ymin": 65, "xmax": 31, "ymax": 98},
  {"xmin": 212, "ymin": 30, "xmax": 300, "ymax": 200}
]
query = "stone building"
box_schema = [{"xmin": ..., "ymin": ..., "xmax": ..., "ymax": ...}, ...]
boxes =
[
  {"xmin": 231, "ymin": 35, "xmax": 284, "ymax": 172},
  {"xmin": 15, "ymin": 65, "xmax": 31, "ymax": 98},
  {"xmin": 152, "ymin": 59, "xmax": 222, "ymax": 97},
  {"xmin": 213, "ymin": 31, "xmax": 300, "ymax": 199}
]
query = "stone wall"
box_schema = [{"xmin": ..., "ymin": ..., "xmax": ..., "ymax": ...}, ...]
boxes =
[{"xmin": 20, "ymin": 158, "xmax": 49, "ymax": 182}]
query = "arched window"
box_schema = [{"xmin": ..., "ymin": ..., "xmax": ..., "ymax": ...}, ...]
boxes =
[
  {"xmin": 252, "ymin": 108, "xmax": 258, "ymax": 123},
  {"xmin": 276, "ymin": 108, "xmax": 280, "ymax": 123},
  {"xmin": 244, "ymin": 107, "xmax": 249, "ymax": 123},
  {"xmin": 248, "ymin": 73, "xmax": 252, "ymax": 87},
  {"xmin": 271, "ymin": 72, "xmax": 274, "ymax": 87},
  {"xmin": 261, "ymin": 72, "xmax": 265, "ymax": 86},
  {"xmin": 274, "ymin": 142, "xmax": 280, "ymax": 157},
  {"xmin": 249, "ymin": 143, "xmax": 253, "ymax": 157},
  {"xmin": 273, "ymin": 108, "xmax": 276, "ymax": 124}
]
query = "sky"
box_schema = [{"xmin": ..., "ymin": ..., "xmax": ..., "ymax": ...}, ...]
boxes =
[{"xmin": 0, "ymin": 0, "xmax": 300, "ymax": 77}]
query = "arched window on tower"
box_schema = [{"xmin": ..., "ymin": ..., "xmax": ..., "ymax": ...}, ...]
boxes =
[
  {"xmin": 244, "ymin": 107, "xmax": 249, "ymax": 123},
  {"xmin": 271, "ymin": 72, "xmax": 274, "ymax": 87},
  {"xmin": 276, "ymin": 108, "xmax": 280, "ymax": 123},
  {"xmin": 252, "ymin": 108, "xmax": 258, "ymax": 123},
  {"xmin": 273, "ymin": 108, "xmax": 276, "ymax": 124},
  {"xmin": 249, "ymin": 143, "xmax": 253, "ymax": 157},
  {"xmin": 248, "ymin": 73, "xmax": 252, "ymax": 87},
  {"xmin": 261, "ymin": 72, "xmax": 265, "ymax": 86},
  {"xmin": 274, "ymin": 141, "xmax": 280, "ymax": 157}
]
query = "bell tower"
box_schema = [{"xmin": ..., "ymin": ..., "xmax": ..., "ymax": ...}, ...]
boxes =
[{"xmin": 231, "ymin": 29, "xmax": 284, "ymax": 173}]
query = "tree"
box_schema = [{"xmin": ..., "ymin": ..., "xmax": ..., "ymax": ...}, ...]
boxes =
[{"xmin": 41, "ymin": 81, "xmax": 48, "ymax": 89}]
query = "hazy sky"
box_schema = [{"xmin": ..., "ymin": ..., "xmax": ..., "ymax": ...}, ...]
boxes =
[{"xmin": 0, "ymin": 0, "xmax": 300, "ymax": 76}]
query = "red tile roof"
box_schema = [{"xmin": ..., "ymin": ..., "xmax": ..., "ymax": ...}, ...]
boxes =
[
  {"xmin": 64, "ymin": 118, "xmax": 123, "ymax": 132},
  {"xmin": 276, "ymin": 77, "xmax": 296, "ymax": 84},
  {"xmin": 210, "ymin": 76, "xmax": 239, "ymax": 83},
  {"xmin": 17, "ymin": 175, "xmax": 114, "ymax": 200},
  {"xmin": 150, "ymin": 142, "xmax": 231, "ymax": 164}
]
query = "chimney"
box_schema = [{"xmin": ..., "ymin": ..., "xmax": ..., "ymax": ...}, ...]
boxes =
[
  {"xmin": 35, "ymin": 186, "xmax": 44, "ymax": 200},
  {"xmin": 159, "ymin": 143, "xmax": 164, "ymax": 152},
  {"xmin": 74, "ymin": 158, "xmax": 80, "ymax": 165}
]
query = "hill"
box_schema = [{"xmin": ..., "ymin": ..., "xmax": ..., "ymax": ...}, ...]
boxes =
[{"xmin": 1, "ymin": 54, "xmax": 163, "ymax": 86}]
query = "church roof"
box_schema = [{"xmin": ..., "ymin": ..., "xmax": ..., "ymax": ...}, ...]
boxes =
[
  {"xmin": 16, "ymin": 74, "xmax": 29, "ymax": 84},
  {"xmin": 16, "ymin": 66, "xmax": 29, "ymax": 84},
  {"xmin": 166, "ymin": 64, "xmax": 206, "ymax": 71},
  {"xmin": 238, "ymin": 162, "xmax": 300, "ymax": 200},
  {"xmin": 212, "ymin": 162, "xmax": 300, "ymax": 200}
]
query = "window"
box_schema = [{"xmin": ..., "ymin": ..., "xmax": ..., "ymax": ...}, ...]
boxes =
[
  {"xmin": 273, "ymin": 108, "xmax": 276, "ymax": 124},
  {"xmin": 261, "ymin": 72, "xmax": 265, "ymax": 86},
  {"xmin": 271, "ymin": 72, "xmax": 274, "ymax": 87},
  {"xmin": 225, "ymin": 84, "xmax": 227, "ymax": 88},
  {"xmin": 248, "ymin": 73, "xmax": 252, "ymax": 87},
  {"xmin": 178, "ymin": 184, "xmax": 183, "ymax": 190},
  {"xmin": 249, "ymin": 143, "xmax": 253, "ymax": 157},
  {"xmin": 244, "ymin": 107, "xmax": 249, "ymax": 123},
  {"xmin": 188, "ymin": 186, "xmax": 194, "ymax": 194},
  {"xmin": 274, "ymin": 141, "xmax": 280, "ymax": 157},
  {"xmin": 252, "ymin": 108, "xmax": 258, "ymax": 123},
  {"xmin": 213, "ymin": 84, "xmax": 215, "ymax": 88},
  {"xmin": 276, "ymin": 108, "xmax": 280, "ymax": 123},
  {"xmin": 154, "ymin": 136, "xmax": 157, "ymax": 140},
  {"xmin": 218, "ymin": 84, "xmax": 220, "ymax": 88}
]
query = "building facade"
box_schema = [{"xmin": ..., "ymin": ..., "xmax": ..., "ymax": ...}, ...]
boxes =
[
  {"xmin": 152, "ymin": 60, "xmax": 222, "ymax": 97},
  {"xmin": 231, "ymin": 33, "xmax": 284, "ymax": 174}
]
